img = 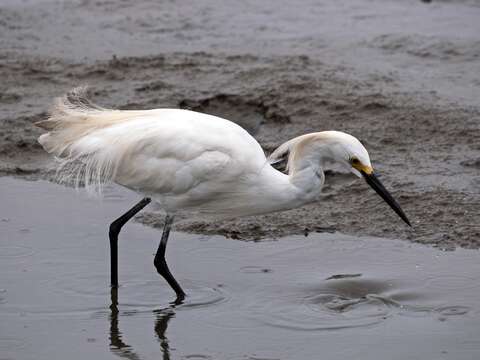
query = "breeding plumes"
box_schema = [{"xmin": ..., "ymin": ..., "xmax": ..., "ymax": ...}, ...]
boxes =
[{"xmin": 36, "ymin": 88, "xmax": 411, "ymax": 303}]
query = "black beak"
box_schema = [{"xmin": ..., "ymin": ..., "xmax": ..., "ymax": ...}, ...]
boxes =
[{"xmin": 361, "ymin": 171, "xmax": 411, "ymax": 227}]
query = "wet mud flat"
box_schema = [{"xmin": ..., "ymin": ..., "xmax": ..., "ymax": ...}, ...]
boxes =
[
  {"xmin": 1, "ymin": 0, "xmax": 480, "ymax": 249},
  {"xmin": 0, "ymin": 52, "xmax": 479, "ymax": 249},
  {"xmin": 1, "ymin": 178, "xmax": 480, "ymax": 360}
]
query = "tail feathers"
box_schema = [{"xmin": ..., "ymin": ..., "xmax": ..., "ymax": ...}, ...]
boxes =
[
  {"xmin": 35, "ymin": 87, "xmax": 149, "ymax": 157},
  {"xmin": 35, "ymin": 86, "xmax": 105, "ymax": 131},
  {"xmin": 35, "ymin": 87, "xmax": 109, "ymax": 156},
  {"xmin": 35, "ymin": 87, "xmax": 131, "ymax": 194}
]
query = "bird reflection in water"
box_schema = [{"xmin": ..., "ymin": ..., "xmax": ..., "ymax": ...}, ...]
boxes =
[{"xmin": 109, "ymin": 287, "xmax": 179, "ymax": 360}]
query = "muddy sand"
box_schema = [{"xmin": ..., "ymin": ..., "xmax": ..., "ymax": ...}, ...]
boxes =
[{"xmin": 1, "ymin": 0, "xmax": 479, "ymax": 249}]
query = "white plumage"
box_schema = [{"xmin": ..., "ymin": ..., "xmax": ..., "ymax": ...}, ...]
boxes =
[
  {"xmin": 36, "ymin": 89, "xmax": 327, "ymax": 217},
  {"xmin": 35, "ymin": 88, "xmax": 410, "ymax": 301}
]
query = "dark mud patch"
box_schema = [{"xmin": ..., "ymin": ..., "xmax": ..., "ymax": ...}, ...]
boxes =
[
  {"xmin": 0, "ymin": 91, "xmax": 21, "ymax": 104},
  {"xmin": 461, "ymin": 158, "xmax": 480, "ymax": 169},
  {"xmin": 0, "ymin": 112, "xmax": 45, "ymax": 158},
  {"xmin": 179, "ymin": 94, "xmax": 289, "ymax": 135}
]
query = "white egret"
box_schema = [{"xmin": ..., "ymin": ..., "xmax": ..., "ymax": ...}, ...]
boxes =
[{"xmin": 36, "ymin": 88, "xmax": 410, "ymax": 303}]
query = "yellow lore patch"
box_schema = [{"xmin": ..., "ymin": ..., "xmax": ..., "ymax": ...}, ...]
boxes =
[{"xmin": 352, "ymin": 162, "xmax": 373, "ymax": 174}]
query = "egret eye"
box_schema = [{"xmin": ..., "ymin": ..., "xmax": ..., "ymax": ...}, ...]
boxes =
[{"xmin": 351, "ymin": 158, "xmax": 360, "ymax": 165}]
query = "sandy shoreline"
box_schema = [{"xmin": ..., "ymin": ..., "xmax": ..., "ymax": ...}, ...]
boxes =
[{"xmin": 1, "ymin": 0, "xmax": 479, "ymax": 249}]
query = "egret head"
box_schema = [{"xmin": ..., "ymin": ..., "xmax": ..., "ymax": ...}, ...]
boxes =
[
  {"xmin": 323, "ymin": 131, "xmax": 411, "ymax": 227},
  {"xmin": 270, "ymin": 131, "xmax": 411, "ymax": 226},
  {"xmin": 317, "ymin": 131, "xmax": 373, "ymax": 177}
]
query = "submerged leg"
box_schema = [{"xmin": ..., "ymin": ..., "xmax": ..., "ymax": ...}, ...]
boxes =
[
  {"xmin": 154, "ymin": 215, "xmax": 186, "ymax": 303},
  {"xmin": 109, "ymin": 197, "xmax": 151, "ymax": 287}
]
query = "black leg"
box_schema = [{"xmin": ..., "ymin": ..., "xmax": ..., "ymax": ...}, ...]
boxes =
[
  {"xmin": 109, "ymin": 197, "xmax": 151, "ymax": 287},
  {"xmin": 154, "ymin": 215, "xmax": 186, "ymax": 302}
]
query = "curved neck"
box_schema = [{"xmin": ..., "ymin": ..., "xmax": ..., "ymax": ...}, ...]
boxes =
[
  {"xmin": 282, "ymin": 137, "xmax": 335, "ymax": 204},
  {"xmin": 289, "ymin": 162, "xmax": 325, "ymax": 200},
  {"xmin": 289, "ymin": 142, "xmax": 334, "ymax": 174},
  {"xmin": 253, "ymin": 164, "xmax": 324, "ymax": 216}
]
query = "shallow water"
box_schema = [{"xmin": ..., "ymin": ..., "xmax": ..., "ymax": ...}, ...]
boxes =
[{"xmin": 1, "ymin": 177, "xmax": 479, "ymax": 360}]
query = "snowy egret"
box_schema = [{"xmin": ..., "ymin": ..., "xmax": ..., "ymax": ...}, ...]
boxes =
[{"xmin": 36, "ymin": 88, "xmax": 410, "ymax": 303}]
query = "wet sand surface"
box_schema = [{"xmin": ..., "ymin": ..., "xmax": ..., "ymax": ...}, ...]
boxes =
[
  {"xmin": 1, "ymin": 178, "xmax": 480, "ymax": 360},
  {"xmin": 0, "ymin": 0, "xmax": 479, "ymax": 249}
]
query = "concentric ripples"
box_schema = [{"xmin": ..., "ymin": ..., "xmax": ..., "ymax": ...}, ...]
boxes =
[{"xmin": 248, "ymin": 274, "xmax": 473, "ymax": 331}]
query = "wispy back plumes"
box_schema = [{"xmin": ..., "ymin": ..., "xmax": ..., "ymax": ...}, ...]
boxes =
[{"xmin": 36, "ymin": 87, "xmax": 132, "ymax": 195}]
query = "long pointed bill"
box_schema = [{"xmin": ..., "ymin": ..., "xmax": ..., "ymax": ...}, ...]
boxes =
[{"xmin": 361, "ymin": 171, "xmax": 411, "ymax": 227}]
